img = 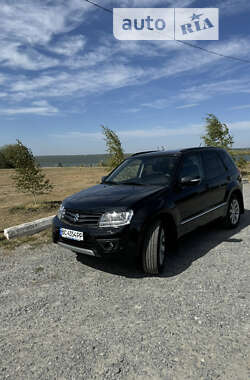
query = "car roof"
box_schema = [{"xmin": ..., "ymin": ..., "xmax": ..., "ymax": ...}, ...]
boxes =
[{"xmin": 131, "ymin": 146, "xmax": 222, "ymax": 158}]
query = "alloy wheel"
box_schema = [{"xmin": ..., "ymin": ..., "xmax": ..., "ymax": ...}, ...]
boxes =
[
  {"xmin": 159, "ymin": 227, "xmax": 166, "ymax": 266},
  {"xmin": 229, "ymin": 198, "xmax": 240, "ymax": 225}
]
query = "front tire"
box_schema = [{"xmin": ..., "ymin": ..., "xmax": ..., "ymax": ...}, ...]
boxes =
[
  {"xmin": 224, "ymin": 195, "xmax": 241, "ymax": 228},
  {"xmin": 142, "ymin": 220, "xmax": 167, "ymax": 275}
]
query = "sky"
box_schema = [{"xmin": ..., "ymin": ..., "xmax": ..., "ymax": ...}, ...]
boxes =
[{"xmin": 0, "ymin": 0, "xmax": 250, "ymax": 155}]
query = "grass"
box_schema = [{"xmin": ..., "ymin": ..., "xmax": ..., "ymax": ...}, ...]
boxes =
[
  {"xmin": 231, "ymin": 149, "xmax": 250, "ymax": 155},
  {"xmin": 0, "ymin": 229, "xmax": 52, "ymax": 253},
  {"xmin": 240, "ymin": 162, "xmax": 250, "ymax": 179},
  {"xmin": 0, "ymin": 167, "xmax": 107, "ymax": 250}
]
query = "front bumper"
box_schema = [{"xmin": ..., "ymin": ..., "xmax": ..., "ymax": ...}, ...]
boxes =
[
  {"xmin": 57, "ymin": 242, "xmax": 96, "ymax": 257},
  {"xmin": 52, "ymin": 216, "xmax": 140, "ymax": 258}
]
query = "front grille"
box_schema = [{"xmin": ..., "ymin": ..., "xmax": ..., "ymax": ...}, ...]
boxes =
[{"xmin": 63, "ymin": 209, "xmax": 102, "ymax": 226}]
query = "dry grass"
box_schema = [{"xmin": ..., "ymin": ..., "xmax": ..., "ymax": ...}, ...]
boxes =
[
  {"xmin": 0, "ymin": 167, "xmax": 106, "ymax": 232},
  {"xmin": 0, "ymin": 229, "xmax": 52, "ymax": 254},
  {"xmin": 241, "ymin": 162, "xmax": 250, "ymax": 180}
]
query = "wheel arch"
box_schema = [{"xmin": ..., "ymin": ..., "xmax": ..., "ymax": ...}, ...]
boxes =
[
  {"xmin": 160, "ymin": 213, "xmax": 178, "ymax": 240},
  {"xmin": 229, "ymin": 189, "xmax": 244, "ymax": 214},
  {"xmin": 138, "ymin": 211, "xmax": 178, "ymax": 255}
]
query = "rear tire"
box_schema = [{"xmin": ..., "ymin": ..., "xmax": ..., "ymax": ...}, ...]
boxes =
[
  {"xmin": 224, "ymin": 195, "xmax": 241, "ymax": 228},
  {"xmin": 142, "ymin": 220, "xmax": 167, "ymax": 275}
]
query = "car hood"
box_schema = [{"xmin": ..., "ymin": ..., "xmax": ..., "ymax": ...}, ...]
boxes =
[{"xmin": 63, "ymin": 183, "xmax": 164, "ymax": 211}]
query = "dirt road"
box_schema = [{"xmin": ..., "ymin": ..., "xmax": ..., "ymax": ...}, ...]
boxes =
[{"xmin": 0, "ymin": 185, "xmax": 249, "ymax": 379}]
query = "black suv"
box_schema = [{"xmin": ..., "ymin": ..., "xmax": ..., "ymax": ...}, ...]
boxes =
[{"xmin": 52, "ymin": 147, "xmax": 244, "ymax": 274}]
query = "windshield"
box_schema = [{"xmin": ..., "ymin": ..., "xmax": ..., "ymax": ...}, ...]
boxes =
[{"xmin": 105, "ymin": 155, "xmax": 178, "ymax": 186}]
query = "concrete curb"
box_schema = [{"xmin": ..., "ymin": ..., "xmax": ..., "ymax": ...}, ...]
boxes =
[{"xmin": 4, "ymin": 216, "xmax": 55, "ymax": 240}]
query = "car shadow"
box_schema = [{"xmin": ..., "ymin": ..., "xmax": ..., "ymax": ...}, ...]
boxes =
[{"xmin": 75, "ymin": 210, "xmax": 250, "ymax": 278}]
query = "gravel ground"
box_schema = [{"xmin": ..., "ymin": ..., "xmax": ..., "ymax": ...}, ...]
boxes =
[{"xmin": 0, "ymin": 185, "xmax": 250, "ymax": 380}]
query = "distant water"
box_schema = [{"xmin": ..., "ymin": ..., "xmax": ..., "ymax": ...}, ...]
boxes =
[
  {"xmin": 36, "ymin": 153, "xmax": 250, "ymax": 168},
  {"xmin": 234, "ymin": 154, "xmax": 250, "ymax": 162},
  {"xmin": 36, "ymin": 154, "xmax": 109, "ymax": 167},
  {"xmin": 241, "ymin": 154, "xmax": 250, "ymax": 161}
]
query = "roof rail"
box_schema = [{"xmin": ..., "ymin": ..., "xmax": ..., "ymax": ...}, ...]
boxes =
[
  {"xmin": 131, "ymin": 150, "xmax": 158, "ymax": 157},
  {"xmin": 181, "ymin": 146, "xmax": 217, "ymax": 152}
]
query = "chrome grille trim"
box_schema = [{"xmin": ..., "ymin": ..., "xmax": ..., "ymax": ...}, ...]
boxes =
[{"xmin": 63, "ymin": 209, "xmax": 102, "ymax": 226}]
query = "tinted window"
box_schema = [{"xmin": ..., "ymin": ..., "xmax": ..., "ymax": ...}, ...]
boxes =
[
  {"xmin": 219, "ymin": 150, "xmax": 236, "ymax": 171},
  {"xmin": 202, "ymin": 151, "xmax": 225, "ymax": 180},
  {"xmin": 179, "ymin": 153, "xmax": 204, "ymax": 180},
  {"xmin": 113, "ymin": 159, "xmax": 141, "ymax": 182},
  {"xmin": 106, "ymin": 155, "xmax": 178, "ymax": 186}
]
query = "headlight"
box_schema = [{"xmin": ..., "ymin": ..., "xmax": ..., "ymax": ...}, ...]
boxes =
[
  {"xmin": 57, "ymin": 204, "xmax": 66, "ymax": 220},
  {"xmin": 99, "ymin": 210, "xmax": 133, "ymax": 228}
]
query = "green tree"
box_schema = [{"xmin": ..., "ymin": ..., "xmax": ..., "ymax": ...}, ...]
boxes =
[
  {"xmin": 201, "ymin": 114, "xmax": 234, "ymax": 150},
  {"xmin": 0, "ymin": 151, "xmax": 8, "ymax": 169},
  {"xmin": 237, "ymin": 156, "xmax": 248, "ymax": 175},
  {"xmin": 101, "ymin": 126, "xmax": 125, "ymax": 170},
  {"xmin": 0, "ymin": 144, "xmax": 21, "ymax": 168},
  {"xmin": 12, "ymin": 140, "xmax": 53, "ymax": 205}
]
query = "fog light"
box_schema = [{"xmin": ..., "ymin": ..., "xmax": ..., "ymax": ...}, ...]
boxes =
[
  {"xmin": 98, "ymin": 239, "xmax": 119, "ymax": 252},
  {"xmin": 104, "ymin": 242, "xmax": 114, "ymax": 251}
]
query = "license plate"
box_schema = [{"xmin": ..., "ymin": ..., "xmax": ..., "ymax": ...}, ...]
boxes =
[{"xmin": 60, "ymin": 228, "xmax": 84, "ymax": 241}]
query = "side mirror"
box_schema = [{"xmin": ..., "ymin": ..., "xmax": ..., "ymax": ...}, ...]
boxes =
[
  {"xmin": 101, "ymin": 176, "xmax": 107, "ymax": 183},
  {"xmin": 180, "ymin": 176, "xmax": 201, "ymax": 186}
]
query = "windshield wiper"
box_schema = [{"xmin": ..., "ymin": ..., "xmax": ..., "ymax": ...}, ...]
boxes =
[
  {"xmin": 102, "ymin": 180, "xmax": 118, "ymax": 185},
  {"xmin": 119, "ymin": 181, "xmax": 144, "ymax": 186}
]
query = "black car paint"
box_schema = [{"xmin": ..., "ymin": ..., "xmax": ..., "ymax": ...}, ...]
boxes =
[
  {"xmin": 52, "ymin": 147, "xmax": 244, "ymax": 259},
  {"xmin": 63, "ymin": 183, "xmax": 166, "ymax": 211}
]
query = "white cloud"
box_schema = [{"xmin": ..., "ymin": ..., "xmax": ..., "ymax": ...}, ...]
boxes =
[
  {"xmin": 51, "ymin": 131, "xmax": 102, "ymax": 139},
  {"xmin": 8, "ymin": 64, "xmax": 147, "ymax": 100},
  {"xmin": 63, "ymin": 38, "xmax": 182, "ymax": 71},
  {"xmin": 0, "ymin": 41, "xmax": 59, "ymax": 70},
  {"xmin": 52, "ymin": 124, "xmax": 202, "ymax": 140},
  {"xmin": 124, "ymin": 107, "xmax": 141, "ymax": 113},
  {"xmin": 142, "ymin": 74, "xmax": 250, "ymax": 110},
  {"xmin": 0, "ymin": 100, "xmax": 58, "ymax": 116},
  {"xmin": 0, "ymin": 0, "xmax": 91, "ymax": 45},
  {"xmin": 229, "ymin": 121, "xmax": 250, "ymax": 131},
  {"xmin": 142, "ymin": 98, "xmax": 170, "ymax": 109},
  {"xmin": 48, "ymin": 35, "xmax": 86, "ymax": 56},
  {"xmin": 119, "ymin": 125, "xmax": 202, "ymax": 138},
  {"xmin": 0, "ymin": 74, "xmax": 7, "ymax": 84},
  {"xmin": 154, "ymin": 38, "xmax": 250, "ymax": 81},
  {"xmin": 0, "ymin": 0, "xmax": 91, "ymax": 70},
  {"xmin": 176, "ymin": 103, "xmax": 198, "ymax": 109},
  {"xmin": 109, "ymin": 0, "xmax": 194, "ymax": 6},
  {"xmin": 2, "ymin": 36, "xmax": 248, "ymax": 107},
  {"xmin": 106, "ymin": 0, "xmax": 250, "ymax": 15},
  {"xmin": 231, "ymin": 104, "xmax": 250, "ymax": 110},
  {"xmin": 219, "ymin": 0, "xmax": 250, "ymax": 15},
  {"xmin": 178, "ymin": 77, "xmax": 250, "ymax": 103},
  {"xmin": 0, "ymin": 0, "xmax": 250, "ymax": 116},
  {"xmin": 11, "ymin": 75, "xmax": 57, "ymax": 93},
  {"xmin": 116, "ymin": 39, "xmax": 181, "ymax": 58}
]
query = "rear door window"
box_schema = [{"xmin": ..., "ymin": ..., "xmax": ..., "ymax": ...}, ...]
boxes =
[
  {"xmin": 202, "ymin": 151, "xmax": 226, "ymax": 180},
  {"xmin": 179, "ymin": 152, "xmax": 204, "ymax": 181},
  {"xmin": 218, "ymin": 150, "xmax": 237, "ymax": 171}
]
